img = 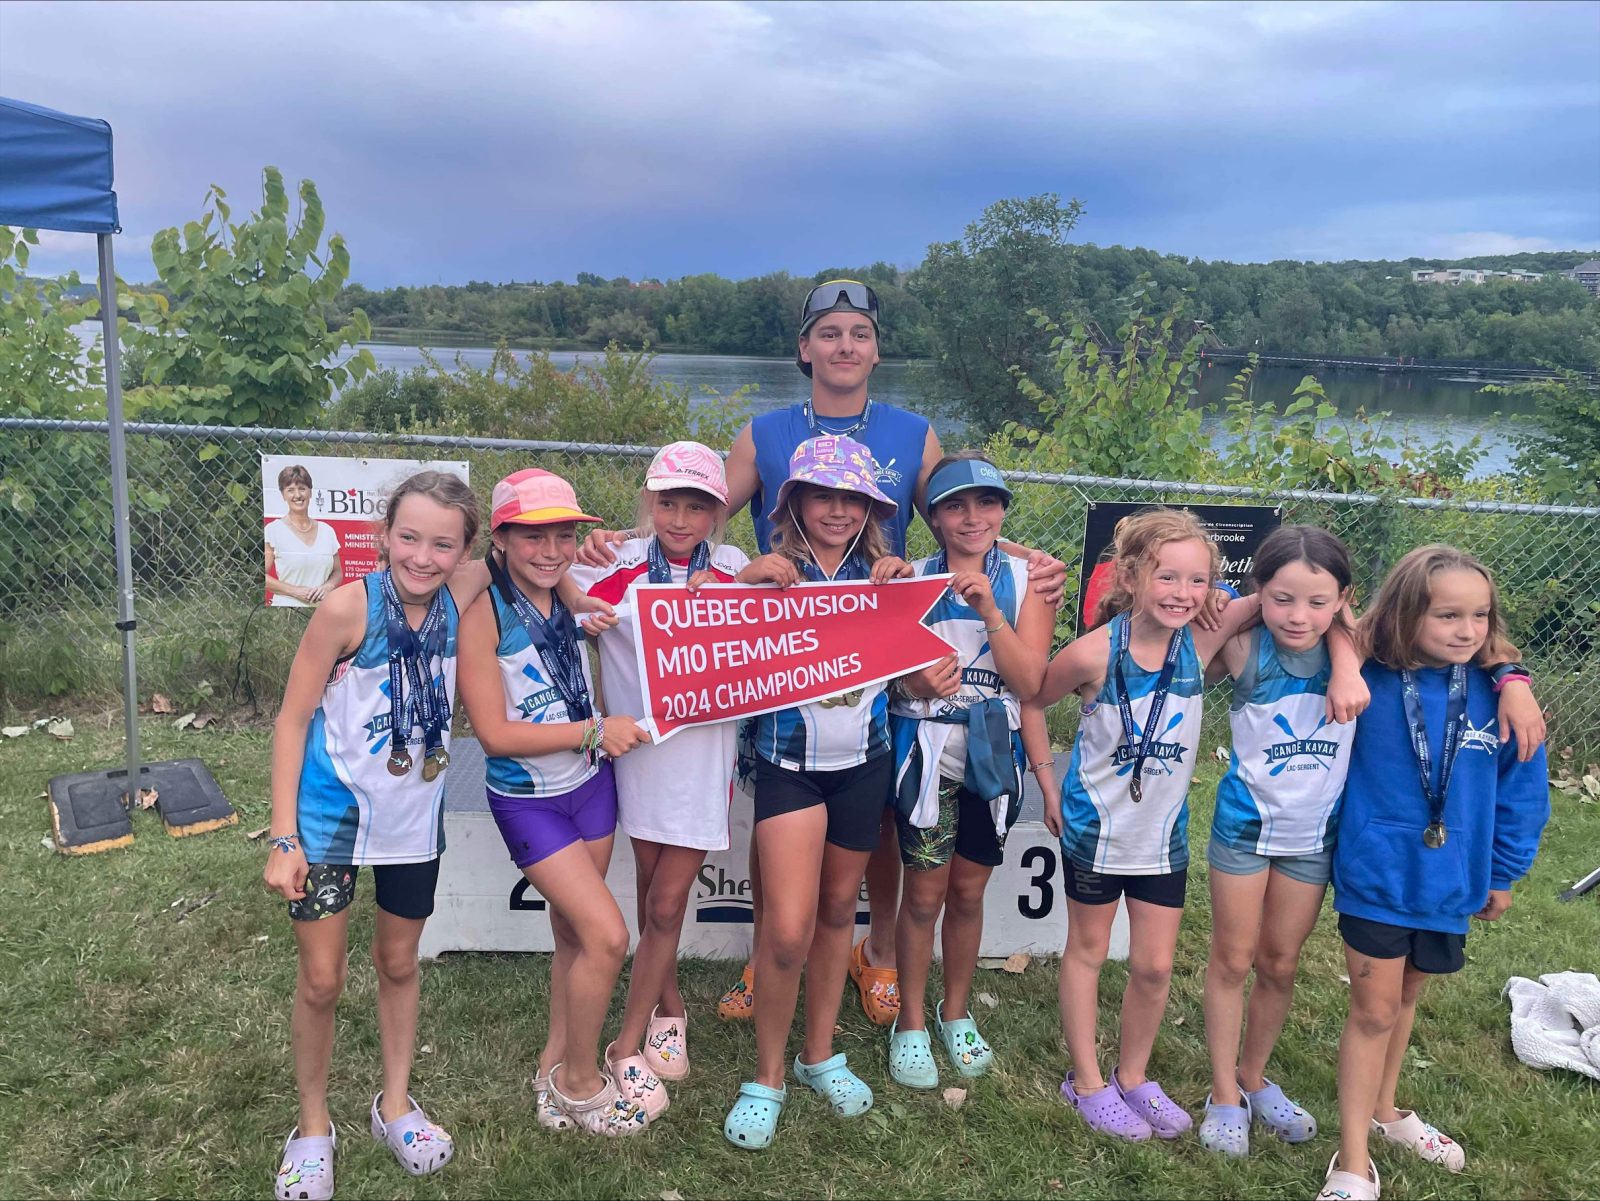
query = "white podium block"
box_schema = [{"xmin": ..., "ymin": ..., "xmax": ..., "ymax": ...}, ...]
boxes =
[{"xmin": 419, "ymin": 741, "xmax": 1129, "ymax": 962}]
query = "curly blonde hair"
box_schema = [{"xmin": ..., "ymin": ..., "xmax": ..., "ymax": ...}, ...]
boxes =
[
  {"xmin": 1092, "ymin": 506, "xmax": 1219, "ymax": 628},
  {"xmin": 1357, "ymin": 543, "xmax": 1520, "ymax": 669}
]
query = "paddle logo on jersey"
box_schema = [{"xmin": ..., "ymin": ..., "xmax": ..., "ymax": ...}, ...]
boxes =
[
  {"xmin": 1110, "ymin": 709, "xmax": 1187, "ymax": 775},
  {"xmin": 1459, "ymin": 715, "xmax": 1500, "ymax": 755},
  {"xmin": 514, "ymin": 663, "xmax": 563, "ymax": 719},
  {"xmin": 1262, "ymin": 713, "xmax": 1342, "ymax": 775}
]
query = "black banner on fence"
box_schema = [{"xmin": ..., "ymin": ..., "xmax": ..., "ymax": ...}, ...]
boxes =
[{"xmin": 1076, "ymin": 502, "xmax": 1283, "ymax": 634}]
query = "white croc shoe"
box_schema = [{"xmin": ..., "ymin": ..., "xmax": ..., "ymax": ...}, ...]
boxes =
[
  {"xmin": 1315, "ymin": 1151, "xmax": 1380, "ymax": 1200},
  {"xmin": 1372, "ymin": 1109, "xmax": 1466, "ymax": 1172}
]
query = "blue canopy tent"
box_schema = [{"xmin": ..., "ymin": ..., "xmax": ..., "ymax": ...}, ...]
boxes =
[{"xmin": 0, "ymin": 96, "xmax": 143, "ymax": 808}]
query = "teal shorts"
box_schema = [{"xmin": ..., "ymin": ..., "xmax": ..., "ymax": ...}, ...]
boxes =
[{"xmin": 1206, "ymin": 834, "xmax": 1332, "ymax": 887}]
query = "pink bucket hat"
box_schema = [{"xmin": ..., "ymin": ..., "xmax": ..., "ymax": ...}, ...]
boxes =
[
  {"xmin": 768, "ymin": 435, "xmax": 898, "ymax": 522},
  {"xmin": 490, "ymin": 468, "xmax": 601, "ymax": 529},
  {"xmin": 646, "ymin": 440, "xmax": 729, "ymax": 505}
]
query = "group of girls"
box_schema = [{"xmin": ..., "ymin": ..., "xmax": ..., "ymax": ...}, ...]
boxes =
[{"xmin": 263, "ymin": 435, "xmax": 1550, "ymax": 1201}]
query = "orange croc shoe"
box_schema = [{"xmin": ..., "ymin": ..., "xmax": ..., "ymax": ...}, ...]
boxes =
[
  {"xmin": 717, "ymin": 961, "xmax": 756, "ymax": 1021},
  {"xmin": 849, "ymin": 938, "xmax": 900, "ymax": 1027}
]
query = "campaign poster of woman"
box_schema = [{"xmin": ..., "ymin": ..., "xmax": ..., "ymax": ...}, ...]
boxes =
[{"xmin": 261, "ymin": 454, "xmax": 470, "ymax": 607}]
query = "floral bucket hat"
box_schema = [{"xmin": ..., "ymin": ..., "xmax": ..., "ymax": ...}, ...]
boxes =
[{"xmin": 767, "ymin": 435, "xmax": 898, "ymax": 522}]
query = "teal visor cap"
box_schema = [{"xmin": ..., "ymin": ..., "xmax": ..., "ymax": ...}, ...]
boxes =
[{"xmin": 926, "ymin": 459, "xmax": 1012, "ymax": 508}]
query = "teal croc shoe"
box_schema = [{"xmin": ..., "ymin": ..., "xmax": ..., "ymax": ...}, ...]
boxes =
[
  {"xmin": 888, "ymin": 1021, "xmax": 939, "ymax": 1089},
  {"xmin": 723, "ymin": 1081, "xmax": 786, "ymax": 1150},
  {"xmin": 935, "ymin": 1000, "xmax": 994, "ymax": 1078},
  {"xmin": 794, "ymin": 1052, "xmax": 874, "ymax": 1117}
]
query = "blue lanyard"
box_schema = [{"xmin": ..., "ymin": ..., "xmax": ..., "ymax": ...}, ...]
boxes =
[
  {"xmin": 490, "ymin": 553, "xmax": 592, "ymax": 722},
  {"xmin": 804, "ymin": 397, "xmax": 873, "ymax": 437},
  {"xmin": 379, "ymin": 570, "xmax": 450, "ymax": 776},
  {"xmin": 801, "ymin": 554, "xmax": 868, "ymax": 583},
  {"xmin": 1112, "ymin": 614, "xmax": 1183, "ymax": 805},
  {"xmin": 931, "ymin": 544, "xmax": 1009, "ymax": 620},
  {"xmin": 1400, "ymin": 664, "xmax": 1467, "ymax": 847},
  {"xmin": 646, "ymin": 536, "xmax": 710, "ymax": 584}
]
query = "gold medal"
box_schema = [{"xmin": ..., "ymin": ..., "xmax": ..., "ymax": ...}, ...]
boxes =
[
  {"xmin": 422, "ymin": 750, "xmax": 447, "ymax": 782},
  {"xmin": 1423, "ymin": 822, "xmax": 1447, "ymax": 849}
]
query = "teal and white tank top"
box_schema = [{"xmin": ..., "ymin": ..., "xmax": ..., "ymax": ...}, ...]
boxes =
[
  {"xmin": 484, "ymin": 584, "xmax": 601, "ymax": 798},
  {"xmin": 1211, "ymin": 625, "xmax": 1352, "ymax": 856},
  {"xmin": 296, "ymin": 573, "xmax": 459, "ymax": 866},
  {"xmin": 1059, "ymin": 614, "xmax": 1204, "ymax": 874}
]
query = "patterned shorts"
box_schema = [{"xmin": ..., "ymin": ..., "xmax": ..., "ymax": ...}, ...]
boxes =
[
  {"xmin": 895, "ymin": 777, "xmax": 1012, "ymax": 870},
  {"xmin": 286, "ymin": 858, "xmax": 440, "ymax": 922}
]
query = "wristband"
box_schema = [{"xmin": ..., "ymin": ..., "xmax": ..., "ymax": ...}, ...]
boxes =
[
  {"xmin": 269, "ymin": 835, "xmax": 299, "ymax": 854},
  {"xmin": 1027, "ymin": 761, "xmax": 1053, "ymax": 774},
  {"xmin": 984, "ymin": 621, "xmax": 1006, "ymax": 634},
  {"xmin": 1489, "ymin": 663, "xmax": 1532, "ymax": 692}
]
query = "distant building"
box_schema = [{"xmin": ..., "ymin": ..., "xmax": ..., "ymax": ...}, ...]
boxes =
[
  {"xmin": 1411, "ymin": 267, "xmax": 1544, "ymax": 286},
  {"xmin": 1564, "ymin": 260, "xmax": 1600, "ymax": 297}
]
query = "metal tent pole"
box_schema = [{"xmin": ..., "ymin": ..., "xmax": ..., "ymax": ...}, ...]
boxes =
[{"xmin": 98, "ymin": 231, "xmax": 141, "ymax": 801}]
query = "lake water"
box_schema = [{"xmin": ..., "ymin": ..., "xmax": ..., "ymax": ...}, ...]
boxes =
[{"xmin": 361, "ymin": 342, "xmax": 1534, "ymax": 478}]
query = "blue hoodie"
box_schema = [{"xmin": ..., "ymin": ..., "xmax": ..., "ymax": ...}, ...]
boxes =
[{"xmin": 1333, "ymin": 662, "xmax": 1549, "ymax": 935}]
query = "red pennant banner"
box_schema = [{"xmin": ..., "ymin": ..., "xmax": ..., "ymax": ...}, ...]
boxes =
[{"xmin": 630, "ymin": 577, "xmax": 956, "ymax": 740}]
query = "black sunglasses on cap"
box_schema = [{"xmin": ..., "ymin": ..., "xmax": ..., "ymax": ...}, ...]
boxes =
[{"xmin": 798, "ymin": 279, "xmax": 880, "ymax": 335}]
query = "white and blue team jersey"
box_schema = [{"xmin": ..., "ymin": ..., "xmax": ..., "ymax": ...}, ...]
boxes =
[
  {"xmin": 893, "ymin": 550, "xmax": 1028, "ymax": 776},
  {"xmin": 1211, "ymin": 626, "xmax": 1353, "ymax": 857},
  {"xmin": 297, "ymin": 573, "xmax": 459, "ymax": 866},
  {"xmin": 1060, "ymin": 615, "xmax": 1205, "ymax": 875},
  {"xmin": 484, "ymin": 585, "xmax": 601, "ymax": 798},
  {"xmin": 754, "ymin": 577, "xmax": 890, "ymax": 772}
]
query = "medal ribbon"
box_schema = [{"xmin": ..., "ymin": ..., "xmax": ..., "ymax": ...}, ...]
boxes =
[
  {"xmin": 1112, "ymin": 614, "xmax": 1183, "ymax": 803},
  {"xmin": 931, "ymin": 544, "xmax": 1011, "ymax": 624},
  {"xmin": 380, "ymin": 569, "xmax": 450, "ymax": 769},
  {"xmin": 489, "ymin": 553, "xmax": 592, "ymax": 722},
  {"xmin": 1400, "ymin": 664, "xmax": 1467, "ymax": 840},
  {"xmin": 646, "ymin": 536, "xmax": 711, "ymax": 585}
]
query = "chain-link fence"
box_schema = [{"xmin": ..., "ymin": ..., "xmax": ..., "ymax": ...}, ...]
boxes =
[{"xmin": 3, "ymin": 417, "xmax": 1597, "ymax": 754}]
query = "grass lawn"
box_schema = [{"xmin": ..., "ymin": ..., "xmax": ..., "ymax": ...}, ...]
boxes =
[{"xmin": 2, "ymin": 717, "xmax": 1597, "ymax": 1200}]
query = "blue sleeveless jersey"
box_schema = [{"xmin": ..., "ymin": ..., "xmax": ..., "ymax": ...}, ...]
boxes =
[
  {"xmin": 1211, "ymin": 626, "xmax": 1353, "ymax": 856},
  {"xmin": 296, "ymin": 573, "xmax": 459, "ymax": 866},
  {"xmin": 484, "ymin": 585, "xmax": 601, "ymax": 798},
  {"xmin": 749, "ymin": 401, "xmax": 929, "ymax": 554},
  {"xmin": 1060, "ymin": 615, "xmax": 1205, "ymax": 874}
]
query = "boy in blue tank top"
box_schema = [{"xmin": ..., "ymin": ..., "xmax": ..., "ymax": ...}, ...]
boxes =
[{"xmin": 577, "ymin": 280, "xmax": 1069, "ymax": 1025}]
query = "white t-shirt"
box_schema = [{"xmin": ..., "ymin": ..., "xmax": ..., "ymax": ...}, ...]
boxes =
[
  {"xmin": 265, "ymin": 518, "xmax": 341, "ymax": 607},
  {"xmin": 570, "ymin": 537, "xmax": 748, "ymax": 850}
]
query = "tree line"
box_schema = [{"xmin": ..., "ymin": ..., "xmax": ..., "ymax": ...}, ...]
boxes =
[{"xmin": 327, "ymin": 202, "xmax": 1599, "ymax": 379}]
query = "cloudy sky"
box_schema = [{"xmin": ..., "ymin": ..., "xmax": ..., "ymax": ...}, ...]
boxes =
[{"xmin": 3, "ymin": 0, "xmax": 1597, "ymax": 286}]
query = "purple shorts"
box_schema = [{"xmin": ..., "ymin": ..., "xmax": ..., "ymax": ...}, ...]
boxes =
[{"xmin": 487, "ymin": 762, "xmax": 619, "ymax": 869}]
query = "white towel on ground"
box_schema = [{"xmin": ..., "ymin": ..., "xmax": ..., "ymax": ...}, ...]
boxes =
[{"xmin": 1503, "ymin": 971, "xmax": 1600, "ymax": 1081}]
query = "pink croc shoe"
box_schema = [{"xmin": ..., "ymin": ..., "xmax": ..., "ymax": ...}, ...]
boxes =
[
  {"xmin": 369, "ymin": 1094, "xmax": 453, "ymax": 1176},
  {"xmin": 606, "ymin": 1041, "xmax": 670, "ymax": 1120},
  {"xmin": 548, "ymin": 1064, "xmax": 650, "ymax": 1137},
  {"xmin": 644, "ymin": 1006, "xmax": 689, "ymax": 1081},
  {"xmin": 532, "ymin": 1072, "xmax": 573, "ymax": 1132}
]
